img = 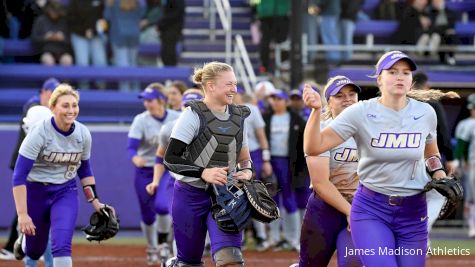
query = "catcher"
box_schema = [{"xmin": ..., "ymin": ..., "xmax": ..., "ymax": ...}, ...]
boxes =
[{"xmin": 163, "ymin": 62, "xmax": 277, "ymax": 267}]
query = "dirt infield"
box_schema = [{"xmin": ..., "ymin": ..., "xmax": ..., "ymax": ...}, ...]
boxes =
[{"xmin": 1, "ymin": 244, "xmax": 475, "ymax": 267}]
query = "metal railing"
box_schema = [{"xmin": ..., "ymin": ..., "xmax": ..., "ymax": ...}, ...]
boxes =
[
  {"xmin": 208, "ymin": 0, "xmax": 232, "ymax": 63},
  {"xmin": 234, "ymin": 34, "xmax": 257, "ymax": 95},
  {"xmin": 274, "ymin": 40, "xmax": 475, "ymax": 78}
]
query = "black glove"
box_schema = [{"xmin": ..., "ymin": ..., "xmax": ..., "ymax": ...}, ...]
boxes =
[
  {"xmin": 242, "ymin": 180, "xmax": 280, "ymax": 223},
  {"xmin": 82, "ymin": 205, "xmax": 120, "ymax": 241},
  {"xmin": 424, "ymin": 176, "xmax": 464, "ymax": 219}
]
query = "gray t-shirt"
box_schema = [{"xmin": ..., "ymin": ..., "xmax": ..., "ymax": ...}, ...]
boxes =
[
  {"xmin": 128, "ymin": 109, "xmax": 180, "ymax": 167},
  {"xmin": 318, "ymin": 119, "xmax": 359, "ymax": 198},
  {"xmin": 19, "ymin": 119, "xmax": 91, "ymax": 184},
  {"xmin": 244, "ymin": 103, "xmax": 266, "ymax": 152},
  {"xmin": 455, "ymin": 117, "xmax": 475, "ymax": 162},
  {"xmin": 329, "ymin": 98, "xmax": 437, "ymax": 196},
  {"xmin": 170, "ymin": 106, "xmax": 249, "ymax": 188},
  {"xmin": 270, "ymin": 112, "xmax": 290, "ymax": 157}
]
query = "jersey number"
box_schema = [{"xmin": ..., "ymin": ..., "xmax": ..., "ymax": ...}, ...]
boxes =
[{"xmin": 65, "ymin": 164, "xmax": 78, "ymax": 179}]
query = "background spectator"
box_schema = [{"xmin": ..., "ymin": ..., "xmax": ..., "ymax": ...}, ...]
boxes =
[
  {"xmin": 68, "ymin": 0, "xmax": 107, "ymax": 89},
  {"xmin": 427, "ymin": 0, "xmax": 459, "ymax": 65},
  {"xmin": 340, "ymin": 0, "xmax": 363, "ymax": 62},
  {"xmin": 393, "ymin": 0, "xmax": 430, "ymax": 47},
  {"xmin": 67, "ymin": 0, "xmax": 108, "ymax": 90},
  {"xmin": 256, "ymin": 0, "xmax": 290, "ymax": 74},
  {"xmin": 312, "ymin": 0, "xmax": 341, "ymax": 64},
  {"xmin": 104, "ymin": 0, "xmax": 145, "ymax": 91},
  {"xmin": 31, "ymin": 0, "xmax": 72, "ymax": 66},
  {"xmin": 376, "ymin": 0, "xmax": 403, "ymax": 20},
  {"xmin": 158, "ymin": 0, "xmax": 184, "ymax": 66}
]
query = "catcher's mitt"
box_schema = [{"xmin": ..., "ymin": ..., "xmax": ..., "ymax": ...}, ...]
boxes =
[
  {"xmin": 424, "ymin": 176, "xmax": 464, "ymax": 219},
  {"xmin": 208, "ymin": 179, "xmax": 252, "ymax": 233},
  {"xmin": 242, "ymin": 180, "xmax": 280, "ymax": 223},
  {"xmin": 82, "ymin": 205, "xmax": 120, "ymax": 242},
  {"xmin": 260, "ymin": 173, "xmax": 279, "ymax": 197}
]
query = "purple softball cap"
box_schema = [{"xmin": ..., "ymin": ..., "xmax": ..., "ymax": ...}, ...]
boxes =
[
  {"xmin": 375, "ymin": 51, "xmax": 417, "ymax": 76},
  {"xmin": 182, "ymin": 92, "xmax": 203, "ymax": 104},
  {"xmin": 289, "ymin": 89, "xmax": 302, "ymax": 98},
  {"xmin": 139, "ymin": 87, "xmax": 167, "ymax": 101},
  {"xmin": 42, "ymin": 78, "xmax": 60, "ymax": 91},
  {"xmin": 324, "ymin": 77, "xmax": 361, "ymax": 101},
  {"xmin": 269, "ymin": 89, "xmax": 289, "ymax": 100}
]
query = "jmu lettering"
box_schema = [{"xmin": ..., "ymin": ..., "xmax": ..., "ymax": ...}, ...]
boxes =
[
  {"xmin": 371, "ymin": 133, "xmax": 421, "ymax": 148},
  {"xmin": 43, "ymin": 152, "xmax": 82, "ymax": 163}
]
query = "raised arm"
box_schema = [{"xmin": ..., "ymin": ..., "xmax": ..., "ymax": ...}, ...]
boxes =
[{"xmin": 302, "ymin": 84, "xmax": 345, "ymax": 155}]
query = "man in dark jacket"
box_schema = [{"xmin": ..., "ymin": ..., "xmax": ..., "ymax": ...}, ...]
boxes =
[{"xmin": 158, "ymin": 0, "xmax": 184, "ymax": 66}]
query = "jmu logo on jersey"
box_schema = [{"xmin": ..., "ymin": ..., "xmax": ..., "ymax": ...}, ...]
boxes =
[
  {"xmin": 43, "ymin": 152, "xmax": 82, "ymax": 163},
  {"xmin": 371, "ymin": 133, "xmax": 421, "ymax": 148},
  {"xmin": 334, "ymin": 148, "xmax": 358, "ymax": 162}
]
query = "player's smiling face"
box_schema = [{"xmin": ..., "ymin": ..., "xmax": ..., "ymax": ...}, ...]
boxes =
[
  {"xmin": 379, "ymin": 60, "xmax": 412, "ymax": 97},
  {"xmin": 328, "ymin": 85, "xmax": 358, "ymax": 117},
  {"xmin": 52, "ymin": 94, "xmax": 79, "ymax": 126},
  {"xmin": 210, "ymin": 71, "xmax": 237, "ymax": 105}
]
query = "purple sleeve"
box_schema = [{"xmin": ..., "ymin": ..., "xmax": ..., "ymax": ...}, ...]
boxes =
[
  {"xmin": 77, "ymin": 159, "xmax": 94, "ymax": 179},
  {"xmin": 127, "ymin": 137, "xmax": 140, "ymax": 160},
  {"xmin": 12, "ymin": 155, "xmax": 35, "ymax": 186}
]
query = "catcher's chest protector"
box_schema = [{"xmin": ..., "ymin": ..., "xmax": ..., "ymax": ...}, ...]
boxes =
[{"xmin": 185, "ymin": 100, "xmax": 250, "ymax": 169}]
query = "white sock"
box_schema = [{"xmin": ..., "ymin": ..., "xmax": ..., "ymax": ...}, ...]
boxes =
[
  {"xmin": 157, "ymin": 214, "xmax": 172, "ymax": 233},
  {"xmin": 268, "ymin": 218, "xmax": 281, "ymax": 245},
  {"xmin": 283, "ymin": 211, "xmax": 300, "ymax": 248},
  {"xmin": 253, "ymin": 220, "xmax": 267, "ymax": 240},
  {"xmin": 53, "ymin": 256, "xmax": 72, "ymax": 267},
  {"xmin": 141, "ymin": 221, "xmax": 158, "ymax": 249}
]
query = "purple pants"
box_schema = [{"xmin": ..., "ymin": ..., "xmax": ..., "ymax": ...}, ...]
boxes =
[
  {"xmin": 134, "ymin": 167, "xmax": 170, "ymax": 225},
  {"xmin": 271, "ymin": 157, "xmax": 297, "ymax": 213},
  {"xmin": 153, "ymin": 170, "xmax": 173, "ymax": 215},
  {"xmin": 250, "ymin": 149, "xmax": 263, "ymax": 180},
  {"xmin": 350, "ymin": 185, "xmax": 428, "ymax": 267},
  {"xmin": 299, "ymin": 192, "xmax": 361, "ymax": 267},
  {"xmin": 172, "ymin": 181, "xmax": 242, "ymax": 265},
  {"xmin": 295, "ymin": 179, "xmax": 311, "ymax": 210},
  {"xmin": 25, "ymin": 179, "xmax": 78, "ymax": 259}
]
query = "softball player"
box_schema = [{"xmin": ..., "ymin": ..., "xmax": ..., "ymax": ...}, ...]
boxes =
[
  {"xmin": 303, "ymin": 51, "xmax": 456, "ymax": 267},
  {"xmin": 22, "ymin": 105, "xmax": 54, "ymax": 267},
  {"xmin": 145, "ymin": 89, "xmax": 205, "ymax": 262},
  {"xmin": 127, "ymin": 83, "xmax": 180, "ymax": 265},
  {"xmin": 163, "ymin": 61, "xmax": 253, "ymax": 267},
  {"xmin": 454, "ymin": 94, "xmax": 475, "ymax": 238},
  {"xmin": 234, "ymin": 91, "xmax": 273, "ymax": 251},
  {"xmin": 263, "ymin": 89, "xmax": 307, "ymax": 251},
  {"xmin": 294, "ymin": 76, "xmax": 362, "ymax": 267},
  {"xmin": 12, "ymin": 84, "xmax": 112, "ymax": 267}
]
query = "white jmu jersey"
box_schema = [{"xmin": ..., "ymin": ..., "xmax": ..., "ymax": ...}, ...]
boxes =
[
  {"xmin": 455, "ymin": 117, "xmax": 475, "ymax": 162},
  {"xmin": 19, "ymin": 118, "xmax": 92, "ymax": 184},
  {"xmin": 318, "ymin": 119, "xmax": 359, "ymax": 199},
  {"xmin": 329, "ymin": 98, "xmax": 437, "ymax": 196},
  {"xmin": 128, "ymin": 109, "xmax": 180, "ymax": 167}
]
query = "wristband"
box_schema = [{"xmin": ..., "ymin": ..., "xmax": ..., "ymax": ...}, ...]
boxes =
[
  {"xmin": 155, "ymin": 156, "xmax": 163, "ymax": 164},
  {"xmin": 237, "ymin": 160, "xmax": 255, "ymax": 177},
  {"xmin": 425, "ymin": 155, "xmax": 445, "ymax": 178},
  {"xmin": 262, "ymin": 149, "xmax": 271, "ymax": 161},
  {"xmin": 83, "ymin": 184, "xmax": 98, "ymax": 203}
]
